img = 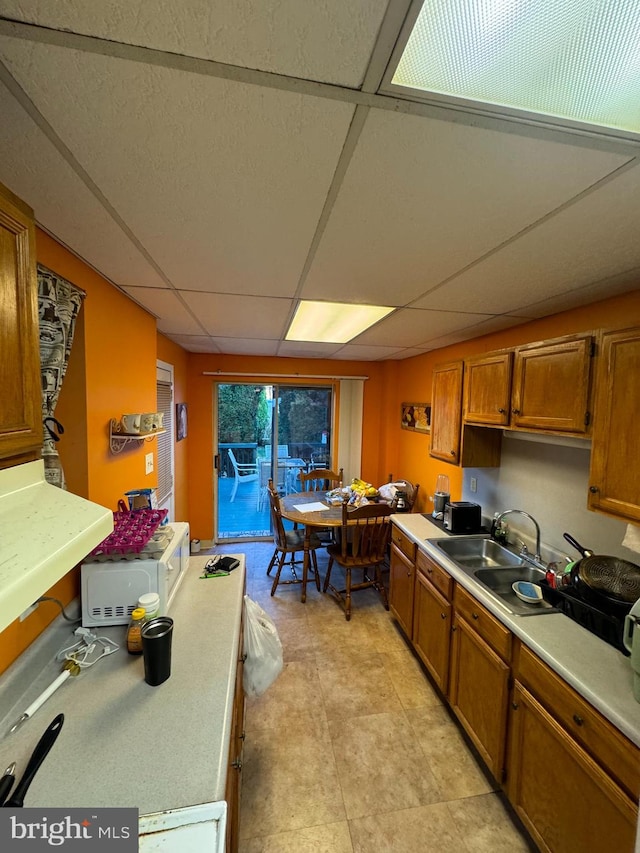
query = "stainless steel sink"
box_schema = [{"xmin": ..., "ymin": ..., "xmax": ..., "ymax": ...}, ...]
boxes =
[
  {"xmin": 434, "ymin": 537, "xmax": 524, "ymax": 569},
  {"xmin": 427, "ymin": 536, "xmax": 557, "ymax": 616}
]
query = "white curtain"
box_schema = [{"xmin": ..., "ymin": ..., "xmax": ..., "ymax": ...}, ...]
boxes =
[{"xmin": 337, "ymin": 379, "xmax": 364, "ymax": 483}]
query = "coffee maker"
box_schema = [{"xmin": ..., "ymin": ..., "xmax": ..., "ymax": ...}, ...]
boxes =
[{"xmin": 432, "ymin": 474, "xmax": 450, "ymax": 520}]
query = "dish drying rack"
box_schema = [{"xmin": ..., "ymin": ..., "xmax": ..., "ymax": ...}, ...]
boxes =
[{"xmin": 86, "ymin": 508, "xmax": 170, "ymax": 562}]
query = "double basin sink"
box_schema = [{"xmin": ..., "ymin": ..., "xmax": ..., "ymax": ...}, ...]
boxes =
[{"xmin": 427, "ymin": 536, "xmax": 556, "ymax": 616}]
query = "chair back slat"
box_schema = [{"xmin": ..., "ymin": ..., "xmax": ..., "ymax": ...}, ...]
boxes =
[
  {"xmin": 339, "ymin": 502, "xmax": 392, "ymax": 562},
  {"xmin": 267, "ymin": 479, "xmax": 288, "ymax": 549},
  {"xmin": 300, "ymin": 467, "xmax": 343, "ymax": 492}
]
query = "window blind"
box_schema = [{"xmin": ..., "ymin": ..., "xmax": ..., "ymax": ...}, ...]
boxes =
[{"xmin": 156, "ymin": 380, "xmax": 173, "ymax": 504}]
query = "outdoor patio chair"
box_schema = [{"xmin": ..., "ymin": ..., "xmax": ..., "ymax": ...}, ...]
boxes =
[{"xmin": 227, "ymin": 448, "xmax": 258, "ymax": 502}]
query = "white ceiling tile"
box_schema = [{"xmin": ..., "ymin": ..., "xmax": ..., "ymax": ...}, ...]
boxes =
[
  {"xmin": 277, "ymin": 340, "xmax": 344, "ymax": 358},
  {"xmin": 120, "ymin": 287, "xmax": 204, "ymax": 335},
  {"xmin": 302, "ymin": 108, "xmax": 631, "ymax": 306},
  {"xmin": 333, "ymin": 344, "xmax": 409, "ymax": 361},
  {"xmin": 210, "ymin": 338, "xmax": 280, "ymax": 356},
  {"xmin": 415, "ymin": 163, "xmax": 640, "ymax": 316},
  {"xmin": 0, "ymin": 0, "xmax": 388, "ymax": 87},
  {"xmin": 514, "ymin": 276, "xmax": 640, "ymax": 320},
  {"xmin": 164, "ymin": 334, "xmax": 219, "ymax": 353},
  {"xmin": 0, "ymin": 83, "xmax": 166, "ymax": 290},
  {"xmin": 353, "ymin": 307, "xmax": 495, "ymax": 348},
  {"xmin": 0, "ymin": 36, "xmax": 355, "ymax": 297},
  {"xmin": 181, "ymin": 292, "xmax": 292, "ymax": 337}
]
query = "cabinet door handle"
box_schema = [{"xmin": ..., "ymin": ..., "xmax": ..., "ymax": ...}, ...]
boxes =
[
  {"xmin": 232, "ymin": 758, "xmax": 243, "ymax": 771},
  {"xmin": 498, "ymin": 407, "xmax": 506, "ymax": 414},
  {"xmin": 440, "ymin": 612, "xmax": 446, "ymax": 619},
  {"xmin": 512, "ymin": 408, "xmax": 521, "ymax": 415},
  {"xmin": 239, "ymin": 731, "xmax": 246, "ymax": 741},
  {"xmin": 240, "ymin": 653, "xmax": 248, "ymax": 663},
  {"xmin": 472, "ymin": 612, "xmax": 479, "ymax": 620},
  {"xmin": 573, "ymin": 714, "xmax": 584, "ymax": 726},
  {"xmin": 450, "ymin": 450, "xmax": 456, "ymax": 456},
  {"xmin": 589, "ymin": 485, "xmax": 599, "ymax": 494},
  {"xmin": 512, "ymin": 702, "xmax": 519, "ymax": 710},
  {"xmin": 452, "ymin": 625, "xmax": 457, "ymax": 632},
  {"xmin": 427, "ymin": 566, "xmax": 433, "ymax": 574}
]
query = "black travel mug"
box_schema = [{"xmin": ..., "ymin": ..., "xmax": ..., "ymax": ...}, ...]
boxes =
[{"xmin": 141, "ymin": 617, "xmax": 174, "ymax": 686}]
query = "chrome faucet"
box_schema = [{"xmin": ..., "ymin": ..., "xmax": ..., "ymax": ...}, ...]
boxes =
[{"xmin": 493, "ymin": 510, "xmax": 542, "ymax": 562}]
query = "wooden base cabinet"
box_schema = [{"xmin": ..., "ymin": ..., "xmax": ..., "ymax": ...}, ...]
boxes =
[
  {"xmin": 507, "ymin": 682, "xmax": 637, "ymax": 853},
  {"xmin": 225, "ymin": 619, "xmax": 246, "ymax": 852},
  {"xmin": 389, "ymin": 526, "xmax": 417, "ymax": 639},
  {"xmin": 412, "ymin": 558, "xmax": 452, "ymax": 695},
  {"xmin": 449, "ymin": 612, "xmax": 510, "ymax": 782}
]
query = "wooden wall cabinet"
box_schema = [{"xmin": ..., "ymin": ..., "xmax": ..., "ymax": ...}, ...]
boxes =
[
  {"xmin": 449, "ymin": 585, "xmax": 512, "ymax": 782},
  {"xmin": 0, "ymin": 182, "xmax": 42, "ymax": 464},
  {"xmin": 463, "ymin": 335, "xmax": 594, "ymax": 436},
  {"xmin": 464, "ymin": 351, "xmax": 513, "ymax": 427},
  {"xmin": 508, "ymin": 645, "xmax": 640, "ymax": 853},
  {"xmin": 510, "ymin": 334, "xmax": 594, "ymax": 434},
  {"xmin": 430, "ymin": 360, "xmax": 502, "ymax": 467},
  {"xmin": 412, "ymin": 551, "xmax": 453, "ymax": 695},
  {"xmin": 588, "ymin": 327, "xmax": 640, "ymax": 523},
  {"xmin": 389, "ymin": 525, "xmax": 417, "ymax": 639}
]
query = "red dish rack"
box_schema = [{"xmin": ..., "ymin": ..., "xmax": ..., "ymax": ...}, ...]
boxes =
[{"xmin": 89, "ymin": 508, "xmax": 168, "ymax": 558}]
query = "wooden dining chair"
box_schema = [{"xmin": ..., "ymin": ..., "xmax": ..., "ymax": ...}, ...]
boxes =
[
  {"xmin": 266, "ymin": 479, "xmax": 322, "ymax": 598},
  {"xmin": 323, "ymin": 502, "xmax": 393, "ymax": 620},
  {"xmin": 299, "ymin": 467, "xmax": 343, "ymax": 491}
]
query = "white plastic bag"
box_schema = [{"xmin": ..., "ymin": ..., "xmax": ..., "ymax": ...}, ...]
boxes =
[{"xmin": 242, "ymin": 595, "xmax": 284, "ymax": 697}]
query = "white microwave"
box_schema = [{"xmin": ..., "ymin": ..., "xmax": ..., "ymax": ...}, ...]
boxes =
[{"xmin": 81, "ymin": 522, "xmax": 190, "ymax": 627}]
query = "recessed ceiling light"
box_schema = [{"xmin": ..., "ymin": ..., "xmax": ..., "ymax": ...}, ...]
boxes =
[
  {"xmin": 390, "ymin": 0, "xmax": 640, "ymax": 138},
  {"xmin": 286, "ymin": 301, "xmax": 394, "ymax": 344}
]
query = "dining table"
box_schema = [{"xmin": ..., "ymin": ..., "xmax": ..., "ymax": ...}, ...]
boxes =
[{"xmin": 279, "ymin": 490, "xmax": 348, "ymax": 602}]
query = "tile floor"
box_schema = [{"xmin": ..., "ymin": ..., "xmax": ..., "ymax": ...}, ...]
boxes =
[{"xmin": 212, "ymin": 541, "xmax": 535, "ymax": 853}]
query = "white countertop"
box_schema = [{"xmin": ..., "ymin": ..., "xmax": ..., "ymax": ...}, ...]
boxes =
[
  {"xmin": 392, "ymin": 513, "xmax": 640, "ymax": 748},
  {"xmin": 0, "ymin": 555, "xmax": 245, "ymax": 815}
]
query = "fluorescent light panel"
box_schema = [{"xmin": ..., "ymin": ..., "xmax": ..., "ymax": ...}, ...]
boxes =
[
  {"xmin": 391, "ymin": 0, "xmax": 640, "ymax": 136},
  {"xmin": 286, "ymin": 301, "xmax": 394, "ymax": 343}
]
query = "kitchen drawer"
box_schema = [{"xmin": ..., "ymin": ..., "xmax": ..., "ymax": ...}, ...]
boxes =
[
  {"xmin": 391, "ymin": 525, "xmax": 416, "ymax": 562},
  {"xmin": 417, "ymin": 550, "xmax": 453, "ymax": 601},
  {"xmin": 517, "ymin": 644, "xmax": 640, "ymax": 800},
  {"xmin": 454, "ymin": 585, "xmax": 512, "ymax": 662}
]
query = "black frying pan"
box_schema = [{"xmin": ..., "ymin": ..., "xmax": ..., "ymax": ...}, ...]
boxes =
[{"xmin": 563, "ymin": 533, "xmax": 640, "ymax": 604}]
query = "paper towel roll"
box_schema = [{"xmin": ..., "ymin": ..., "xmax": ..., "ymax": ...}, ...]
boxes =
[{"xmin": 622, "ymin": 524, "xmax": 640, "ymax": 554}]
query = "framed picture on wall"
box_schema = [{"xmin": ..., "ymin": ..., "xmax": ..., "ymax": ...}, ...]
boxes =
[
  {"xmin": 176, "ymin": 403, "xmax": 188, "ymax": 441},
  {"xmin": 401, "ymin": 402, "xmax": 431, "ymax": 433}
]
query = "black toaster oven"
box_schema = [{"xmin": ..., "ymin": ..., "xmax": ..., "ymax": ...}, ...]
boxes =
[{"xmin": 443, "ymin": 501, "xmax": 482, "ymax": 534}]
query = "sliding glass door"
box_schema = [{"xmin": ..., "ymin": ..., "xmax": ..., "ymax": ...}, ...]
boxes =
[{"xmin": 215, "ymin": 383, "xmax": 333, "ymax": 541}]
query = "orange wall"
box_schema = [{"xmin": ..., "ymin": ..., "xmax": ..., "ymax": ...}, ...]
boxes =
[{"xmin": 389, "ymin": 288, "xmax": 640, "ymax": 513}]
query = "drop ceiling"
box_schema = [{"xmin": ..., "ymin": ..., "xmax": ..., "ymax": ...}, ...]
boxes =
[{"xmin": 1, "ymin": 0, "xmax": 639, "ymax": 361}]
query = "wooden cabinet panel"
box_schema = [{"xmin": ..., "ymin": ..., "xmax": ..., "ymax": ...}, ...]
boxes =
[
  {"xmin": 588, "ymin": 327, "xmax": 640, "ymax": 523},
  {"xmin": 430, "ymin": 361, "xmax": 463, "ymax": 464},
  {"xmin": 449, "ymin": 612, "xmax": 510, "ymax": 781},
  {"xmin": 517, "ymin": 645, "xmax": 640, "ymax": 801},
  {"xmin": 508, "ymin": 682, "xmax": 637, "ymax": 853},
  {"xmin": 413, "ymin": 570, "xmax": 451, "ymax": 695},
  {"xmin": 390, "ymin": 525, "xmax": 416, "ymax": 563},
  {"xmin": 416, "ymin": 549, "xmax": 452, "ymax": 601},
  {"xmin": 389, "ymin": 542, "xmax": 415, "ymax": 639},
  {"xmin": 0, "ymin": 183, "xmax": 42, "ymax": 462},
  {"xmin": 225, "ymin": 619, "xmax": 245, "ymax": 853},
  {"xmin": 511, "ymin": 335, "xmax": 593, "ymax": 434},
  {"xmin": 454, "ymin": 584, "xmax": 512, "ymax": 662},
  {"xmin": 464, "ymin": 351, "xmax": 513, "ymax": 426}
]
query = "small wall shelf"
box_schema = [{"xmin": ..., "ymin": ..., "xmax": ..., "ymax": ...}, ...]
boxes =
[{"xmin": 109, "ymin": 419, "xmax": 166, "ymax": 454}]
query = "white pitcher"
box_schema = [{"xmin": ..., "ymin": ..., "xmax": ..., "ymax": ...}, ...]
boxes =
[{"xmin": 623, "ymin": 597, "xmax": 640, "ymax": 703}]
